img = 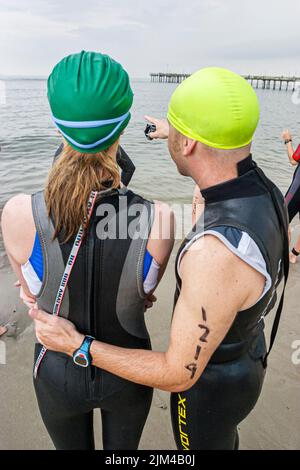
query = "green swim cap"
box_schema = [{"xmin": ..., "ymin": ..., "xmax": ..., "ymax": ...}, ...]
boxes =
[
  {"xmin": 48, "ymin": 51, "xmax": 133, "ymax": 153},
  {"xmin": 167, "ymin": 67, "xmax": 260, "ymax": 150}
]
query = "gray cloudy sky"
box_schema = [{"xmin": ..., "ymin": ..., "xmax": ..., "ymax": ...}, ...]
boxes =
[{"xmin": 1, "ymin": 0, "xmax": 300, "ymax": 78}]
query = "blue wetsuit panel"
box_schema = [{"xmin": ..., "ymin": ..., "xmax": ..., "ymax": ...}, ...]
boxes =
[
  {"xmin": 29, "ymin": 233, "xmax": 153, "ymax": 283},
  {"xmin": 143, "ymin": 249, "xmax": 153, "ymax": 280},
  {"xmin": 212, "ymin": 226, "xmax": 243, "ymax": 249},
  {"xmin": 29, "ymin": 233, "xmax": 44, "ymax": 282}
]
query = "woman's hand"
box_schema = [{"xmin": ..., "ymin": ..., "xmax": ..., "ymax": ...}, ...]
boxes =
[
  {"xmin": 144, "ymin": 293, "xmax": 157, "ymax": 311},
  {"xmin": 0, "ymin": 326, "xmax": 7, "ymax": 337},
  {"xmin": 282, "ymin": 129, "xmax": 292, "ymax": 142},
  {"xmin": 29, "ymin": 308, "xmax": 84, "ymax": 356},
  {"xmin": 15, "ymin": 281, "xmax": 37, "ymax": 309},
  {"xmin": 144, "ymin": 115, "xmax": 169, "ymax": 140},
  {"xmin": 282, "ymin": 130, "xmax": 297, "ymax": 165}
]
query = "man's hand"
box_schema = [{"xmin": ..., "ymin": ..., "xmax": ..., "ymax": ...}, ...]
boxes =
[
  {"xmin": 145, "ymin": 115, "xmax": 169, "ymax": 140},
  {"xmin": 29, "ymin": 308, "xmax": 84, "ymax": 356},
  {"xmin": 282, "ymin": 129, "xmax": 292, "ymax": 142}
]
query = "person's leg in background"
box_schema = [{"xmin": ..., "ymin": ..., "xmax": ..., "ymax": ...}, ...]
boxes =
[
  {"xmin": 285, "ymin": 178, "xmax": 300, "ymax": 263},
  {"xmin": 289, "ymin": 238, "xmax": 300, "ymax": 263},
  {"xmin": 288, "ymin": 211, "xmax": 300, "ymax": 264}
]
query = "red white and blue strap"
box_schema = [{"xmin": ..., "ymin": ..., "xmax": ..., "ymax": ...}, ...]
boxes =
[{"xmin": 33, "ymin": 190, "xmax": 98, "ymax": 379}]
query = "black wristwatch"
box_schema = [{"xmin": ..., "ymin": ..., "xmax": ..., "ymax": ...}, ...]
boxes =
[
  {"xmin": 73, "ymin": 335, "xmax": 95, "ymax": 367},
  {"xmin": 285, "ymin": 139, "xmax": 292, "ymax": 145}
]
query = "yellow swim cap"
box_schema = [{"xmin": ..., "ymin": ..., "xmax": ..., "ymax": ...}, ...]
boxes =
[{"xmin": 167, "ymin": 67, "xmax": 260, "ymax": 150}]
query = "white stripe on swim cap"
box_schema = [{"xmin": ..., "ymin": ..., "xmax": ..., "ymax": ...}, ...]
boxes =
[
  {"xmin": 52, "ymin": 111, "xmax": 130, "ymax": 128},
  {"xmin": 51, "ymin": 111, "xmax": 130, "ymax": 149},
  {"xmin": 53, "ymin": 118, "xmax": 126, "ymax": 149}
]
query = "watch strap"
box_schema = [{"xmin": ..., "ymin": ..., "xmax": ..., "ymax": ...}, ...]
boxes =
[{"xmin": 80, "ymin": 335, "xmax": 94, "ymax": 353}]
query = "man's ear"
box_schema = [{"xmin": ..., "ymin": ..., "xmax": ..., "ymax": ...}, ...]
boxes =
[{"xmin": 182, "ymin": 137, "xmax": 197, "ymax": 156}]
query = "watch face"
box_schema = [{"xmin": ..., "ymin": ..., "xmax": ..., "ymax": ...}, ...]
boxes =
[{"xmin": 74, "ymin": 352, "xmax": 89, "ymax": 367}]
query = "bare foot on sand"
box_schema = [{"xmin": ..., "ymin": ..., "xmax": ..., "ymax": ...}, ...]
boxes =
[
  {"xmin": 0, "ymin": 326, "xmax": 7, "ymax": 337},
  {"xmin": 289, "ymin": 252, "xmax": 298, "ymax": 264}
]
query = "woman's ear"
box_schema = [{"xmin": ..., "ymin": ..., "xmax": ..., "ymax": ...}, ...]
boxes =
[{"xmin": 183, "ymin": 138, "xmax": 197, "ymax": 157}]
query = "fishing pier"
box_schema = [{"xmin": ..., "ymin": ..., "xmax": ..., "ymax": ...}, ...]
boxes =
[
  {"xmin": 244, "ymin": 75, "xmax": 299, "ymax": 91},
  {"xmin": 150, "ymin": 73, "xmax": 300, "ymax": 91},
  {"xmin": 150, "ymin": 73, "xmax": 190, "ymax": 83}
]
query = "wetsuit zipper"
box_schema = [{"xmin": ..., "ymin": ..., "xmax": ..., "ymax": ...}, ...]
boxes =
[
  {"xmin": 93, "ymin": 235, "xmax": 103, "ymax": 389},
  {"xmin": 90, "ymin": 231, "xmax": 98, "ymax": 383}
]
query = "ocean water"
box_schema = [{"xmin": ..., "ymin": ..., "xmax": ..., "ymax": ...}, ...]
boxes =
[{"xmin": 0, "ymin": 78, "xmax": 300, "ymax": 270}]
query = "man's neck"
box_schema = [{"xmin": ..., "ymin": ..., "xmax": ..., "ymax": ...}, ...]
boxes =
[{"xmin": 192, "ymin": 154, "xmax": 250, "ymax": 191}]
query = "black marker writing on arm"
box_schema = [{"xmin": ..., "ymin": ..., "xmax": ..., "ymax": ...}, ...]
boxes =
[{"xmin": 185, "ymin": 306, "xmax": 211, "ymax": 380}]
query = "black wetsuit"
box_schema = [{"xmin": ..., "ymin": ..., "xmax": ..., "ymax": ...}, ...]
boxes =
[
  {"xmin": 32, "ymin": 188, "xmax": 154, "ymax": 450},
  {"xmin": 285, "ymin": 163, "xmax": 300, "ymax": 222},
  {"xmin": 117, "ymin": 146, "xmax": 136, "ymax": 186},
  {"xmin": 34, "ymin": 348, "xmax": 152, "ymax": 450},
  {"xmin": 171, "ymin": 156, "xmax": 288, "ymax": 450}
]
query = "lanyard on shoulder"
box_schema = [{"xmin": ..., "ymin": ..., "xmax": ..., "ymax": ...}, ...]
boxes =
[{"xmin": 34, "ymin": 190, "xmax": 98, "ymax": 379}]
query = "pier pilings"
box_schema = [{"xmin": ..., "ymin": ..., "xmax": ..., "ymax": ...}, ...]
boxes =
[{"xmin": 150, "ymin": 73, "xmax": 300, "ymax": 91}]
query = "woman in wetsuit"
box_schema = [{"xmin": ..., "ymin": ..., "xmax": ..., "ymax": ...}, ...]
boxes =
[
  {"xmin": 1, "ymin": 51, "xmax": 174, "ymax": 450},
  {"xmin": 282, "ymin": 129, "xmax": 300, "ymax": 263}
]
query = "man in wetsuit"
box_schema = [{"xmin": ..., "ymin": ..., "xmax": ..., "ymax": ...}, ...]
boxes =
[{"xmin": 30, "ymin": 67, "xmax": 289, "ymax": 450}]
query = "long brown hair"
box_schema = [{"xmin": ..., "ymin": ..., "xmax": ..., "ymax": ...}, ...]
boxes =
[{"xmin": 45, "ymin": 141, "xmax": 121, "ymax": 243}]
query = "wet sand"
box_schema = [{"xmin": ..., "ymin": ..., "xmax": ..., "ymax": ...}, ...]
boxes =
[{"xmin": 0, "ymin": 242, "xmax": 299, "ymax": 450}]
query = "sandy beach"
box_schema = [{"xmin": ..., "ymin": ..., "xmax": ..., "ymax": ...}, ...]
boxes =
[{"xmin": 0, "ymin": 237, "xmax": 299, "ymax": 450}]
